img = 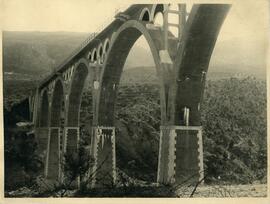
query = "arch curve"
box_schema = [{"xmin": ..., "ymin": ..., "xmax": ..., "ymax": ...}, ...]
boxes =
[
  {"xmin": 91, "ymin": 48, "xmax": 98, "ymax": 62},
  {"xmin": 66, "ymin": 58, "xmax": 89, "ymax": 127},
  {"xmin": 103, "ymin": 38, "xmax": 110, "ymax": 54},
  {"xmin": 139, "ymin": 7, "xmax": 151, "ymax": 21},
  {"xmin": 97, "ymin": 20, "xmax": 165, "ymax": 126}
]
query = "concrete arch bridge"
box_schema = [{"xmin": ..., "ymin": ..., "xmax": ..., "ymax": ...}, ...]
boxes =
[{"xmin": 28, "ymin": 4, "xmax": 231, "ymax": 187}]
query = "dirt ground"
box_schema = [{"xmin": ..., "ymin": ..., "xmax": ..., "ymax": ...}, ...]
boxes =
[{"xmin": 176, "ymin": 184, "xmax": 267, "ymax": 197}]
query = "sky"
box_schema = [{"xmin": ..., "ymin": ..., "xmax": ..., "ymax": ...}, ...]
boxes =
[{"xmin": 1, "ymin": 0, "xmax": 269, "ymax": 72}]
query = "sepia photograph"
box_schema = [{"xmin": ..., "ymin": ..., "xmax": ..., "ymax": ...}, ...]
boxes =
[{"xmin": 1, "ymin": 0, "xmax": 269, "ymax": 200}]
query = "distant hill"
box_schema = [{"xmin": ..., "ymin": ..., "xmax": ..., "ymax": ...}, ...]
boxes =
[
  {"xmin": 2, "ymin": 31, "xmax": 265, "ymax": 81},
  {"xmin": 121, "ymin": 66, "xmax": 158, "ymax": 84},
  {"xmin": 3, "ymin": 31, "xmax": 90, "ymax": 76}
]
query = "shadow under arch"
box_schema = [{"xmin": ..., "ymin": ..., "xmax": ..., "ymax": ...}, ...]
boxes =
[
  {"xmin": 92, "ymin": 20, "xmax": 166, "ymax": 186},
  {"xmin": 173, "ymin": 4, "xmax": 231, "ymax": 126}
]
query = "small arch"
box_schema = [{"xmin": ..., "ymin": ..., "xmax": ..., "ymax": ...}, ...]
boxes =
[
  {"xmin": 87, "ymin": 51, "xmax": 92, "ymax": 60},
  {"xmin": 98, "ymin": 20, "xmax": 164, "ymax": 126},
  {"xmin": 139, "ymin": 8, "xmax": 150, "ymax": 21},
  {"xmin": 98, "ymin": 44, "xmax": 103, "ymax": 59},
  {"xmin": 103, "ymin": 38, "xmax": 110, "ymax": 53},
  {"xmin": 151, "ymin": 4, "xmax": 164, "ymax": 22},
  {"xmin": 91, "ymin": 48, "xmax": 97, "ymax": 62}
]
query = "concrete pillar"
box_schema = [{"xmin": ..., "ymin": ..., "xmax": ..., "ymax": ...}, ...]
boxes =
[
  {"xmin": 157, "ymin": 126, "xmax": 204, "ymax": 185},
  {"xmin": 35, "ymin": 127, "xmax": 50, "ymax": 175},
  {"xmin": 62, "ymin": 127, "xmax": 80, "ymax": 187},
  {"xmin": 46, "ymin": 127, "xmax": 61, "ymax": 181},
  {"xmin": 33, "ymin": 89, "xmax": 40, "ymax": 128},
  {"xmin": 91, "ymin": 126, "xmax": 116, "ymax": 187}
]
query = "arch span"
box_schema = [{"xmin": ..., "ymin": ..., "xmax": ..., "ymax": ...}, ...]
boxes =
[
  {"xmin": 150, "ymin": 4, "xmax": 164, "ymax": 21},
  {"xmin": 92, "ymin": 20, "xmax": 168, "ymax": 186},
  {"xmin": 67, "ymin": 59, "xmax": 89, "ymax": 127},
  {"xmin": 97, "ymin": 20, "xmax": 166, "ymax": 126},
  {"xmin": 139, "ymin": 8, "xmax": 150, "ymax": 21}
]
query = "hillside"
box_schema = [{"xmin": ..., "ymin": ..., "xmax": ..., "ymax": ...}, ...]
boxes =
[
  {"xmin": 2, "ymin": 31, "xmax": 89, "ymax": 76},
  {"xmin": 3, "ymin": 31, "xmax": 267, "ymax": 196},
  {"xmin": 2, "ymin": 31, "xmax": 266, "ymax": 80}
]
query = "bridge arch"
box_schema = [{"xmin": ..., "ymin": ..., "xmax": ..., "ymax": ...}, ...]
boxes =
[
  {"xmin": 66, "ymin": 58, "xmax": 89, "ymax": 127},
  {"xmin": 50, "ymin": 78, "xmax": 66, "ymax": 127},
  {"xmin": 139, "ymin": 8, "xmax": 150, "ymax": 21},
  {"xmin": 97, "ymin": 20, "xmax": 165, "ymax": 126},
  {"xmin": 103, "ymin": 38, "xmax": 110, "ymax": 54},
  {"xmin": 87, "ymin": 51, "xmax": 92, "ymax": 60},
  {"xmin": 39, "ymin": 89, "xmax": 49, "ymax": 127}
]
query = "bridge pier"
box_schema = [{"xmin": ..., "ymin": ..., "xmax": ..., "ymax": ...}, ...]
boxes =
[
  {"xmin": 62, "ymin": 127, "xmax": 80, "ymax": 187},
  {"xmin": 35, "ymin": 127, "xmax": 50, "ymax": 170},
  {"xmin": 45, "ymin": 127, "xmax": 61, "ymax": 181},
  {"xmin": 90, "ymin": 126, "xmax": 116, "ymax": 188},
  {"xmin": 157, "ymin": 126, "xmax": 203, "ymax": 185}
]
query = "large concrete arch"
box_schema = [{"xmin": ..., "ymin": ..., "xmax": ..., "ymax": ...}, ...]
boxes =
[
  {"xmin": 66, "ymin": 59, "xmax": 89, "ymax": 127},
  {"xmin": 62, "ymin": 59, "xmax": 90, "ymax": 186},
  {"xmin": 150, "ymin": 4, "xmax": 164, "ymax": 22},
  {"xmin": 161, "ymin": 4, "xmax": 231, "ymax": 184},
  {"xmin": 92, "ymin": 20, "xmax": 168, "ymax": 186},
  {"xmin": 173, "ymin": 4, "xmax": 231, "ymax": 126},
  {"xmin": 139, "ymin": 7, "xmax": 151, "ymax": 21},
  {"xmin": 97, "ymin": 20, "xmax": 165, "ymax": 126},
  {"xmin": 46, "ymin": 78, "xmax": 65, "ymax": 180}
]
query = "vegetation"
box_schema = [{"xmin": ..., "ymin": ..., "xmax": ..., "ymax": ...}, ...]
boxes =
[
  {"xmin": 77, "ymin": 76, "xmax": 267, "ymax": 185},
  {"xmin": 3, "ymin": 31, "xmax": 267, "ymax": 197},
  {"xmin": 201, "ymin": 77, "xmax": 267, "ymax": 184},
  {"xmin": 3, "ymin": 31, "xmax": 89, "ymax": 75},
  {"xmin": 4, "ymin": 129, "xmax": 43, "ymax": 191}
]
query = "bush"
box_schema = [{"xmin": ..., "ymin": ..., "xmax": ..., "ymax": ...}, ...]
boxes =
[{"xmin": 5, "ymin": 129, "xmax": 43, "ymax": 190}]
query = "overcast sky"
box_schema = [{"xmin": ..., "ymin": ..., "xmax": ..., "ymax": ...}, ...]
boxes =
[{"xmin": 1, "ymin": 0, "xmax": 269, "ymax": 72}]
